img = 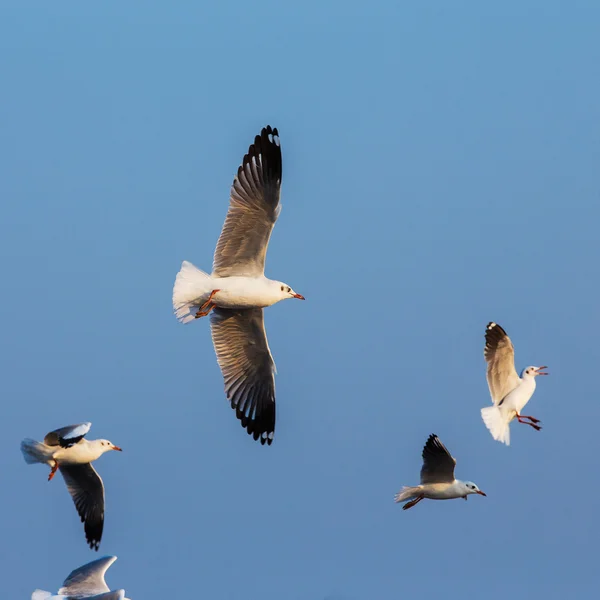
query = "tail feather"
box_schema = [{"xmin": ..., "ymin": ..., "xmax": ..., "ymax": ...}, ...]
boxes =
[
  {"xmin": 481, "ymin": 406, "xmax": 511, "ymax": 445},
  {"xmin": 172, "ymin": 260, "xmax": 212, "ymax": 324},
  {"xmin": 21, "ymin": 439, "xmax": 53, "ymax": 465},
  {"xmin": 394, "ymin": 486, "xmax": 421, "ymax": 504}
]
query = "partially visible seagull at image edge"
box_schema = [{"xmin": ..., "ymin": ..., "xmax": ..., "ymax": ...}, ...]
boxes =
[
  {"xmin": 172, "ymin": 126, "xmax": 304, "ymax": 445},
  {"xmin": 481, "ymin": 322, "xmax": 548, "ymax": 445},
  {"xmin": 32, "ymin": 555, "xmax": 130, "ymax": 600},
  {"xmin": 394, "ymin": 434, "xmax": 486, "ymax": 510},
  {"xmin": 21, "ymin": 422, "xmax": 122, "ymax": 550}
]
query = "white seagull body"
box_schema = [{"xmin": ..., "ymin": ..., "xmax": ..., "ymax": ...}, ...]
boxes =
[
  {"xmin": 394, "ymin": 434, "xmax": 486, "ymax": 510},
  {"xmin": 481, "ymin": 322, "xmax": 548, "ymax": 445},
  {"xmin": 21, "ymin": 422, "xmax": 122, "ymax": 550},
  {"xmin": 32, "ymin": 555, "xmax": 129, "ymax": 600},
  {"xmin": 172, "ymin": 126, "xmax": 304, "ymax": 445}
]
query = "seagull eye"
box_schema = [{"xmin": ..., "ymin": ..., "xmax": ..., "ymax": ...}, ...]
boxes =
[{"xmin": 287, "ymin": 287, "xmax": 291, "ymax": 293}]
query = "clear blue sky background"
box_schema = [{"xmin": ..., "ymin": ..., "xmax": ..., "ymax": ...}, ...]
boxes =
[{"xmin": 1, "ymin": 2, "xmax": 599, "ymax": 599}]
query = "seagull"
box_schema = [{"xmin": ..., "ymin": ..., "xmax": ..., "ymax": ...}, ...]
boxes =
[
  {"xmin": 394, "ymin": 434, "xmax": 486, "ymax": 510},
  {"xmin": 172, "ymin": 126, "xmax": 304, "ymax": 445},
  {"xmin": 32, "ymin": 555, "xmax": 130, "ymax": 600},
  {"xmin": 21, "ymin": 422, "xmax": 122, "ymax": 550},
  {"xmin": 481, "ymin": 322, "xmax": 548, "ymax": 445}
]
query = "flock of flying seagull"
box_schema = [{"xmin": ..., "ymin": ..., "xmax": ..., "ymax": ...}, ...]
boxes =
[{"xmin": 21, "ymin": 126, "xmax": 547, "ymax": 598}]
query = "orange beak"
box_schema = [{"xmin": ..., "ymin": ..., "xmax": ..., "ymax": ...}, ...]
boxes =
[
  {"xmin": 535, "ymin": 366, "xmax": 549, "ymax": 376},
  {"xmin": 477, "ymin": 490, "xmax": 487, "ymax": 496},
  {"xmin": 112, "ymin": 445, "xmax": 123, "ymax": 452},
  {"xmin": 293, "ymin": 293, "xmax": 305, "ymax": 300}
]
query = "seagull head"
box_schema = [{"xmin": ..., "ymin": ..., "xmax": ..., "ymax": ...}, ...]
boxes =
[
  {"xmin": 462, "ymin": 481, "xmax": 487, "ymax": 497},
  {"xmin": 521, "ymin": 365, "xmax": 549, "ymax": 379},
  {"xmin": 275, "ymin": 281, "xmax": 305, "ymax": 301},
  {"xmin": 98, "ymin": 439, "xmax": 123, "ymax": 453}
]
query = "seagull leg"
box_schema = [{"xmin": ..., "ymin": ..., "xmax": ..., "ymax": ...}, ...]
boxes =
[
  {"xmin": 516, "ymin": 414, "xmax": 542, "ymax": 431},
  {"xmin": 195, "ymin": 289, "xmax": 220, "ymax": 319},
  {"xmin": 402, "ymin": 495, "xmax": 424, "ymax": 510},
  {"xmin": 194, "ymin": 304, "xmax": 216, "ymax": 319},
  {"xmin": 519, "ymin": 414, "xmax": 541, "ymax": 423},
  {"xmin": 48, "ymin": 461, "xmax": 59, "ymax": 481}
]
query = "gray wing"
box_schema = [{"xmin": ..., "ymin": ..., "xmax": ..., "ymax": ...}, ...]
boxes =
[
  {"xmin": 57, "ymin": 556, "xmax": 115, "ymax": 596},
  {"xmin": 44, "ymin": 422, "xmax": 92, "ymax": 448},
  {"xmin": 484, "ymin": 322, "xmax": 520, "ymax": 405},
  {"xmin": 59, "ymin": 463, "xmax": 105, "ymax": 550},
  {"xmin": 212, "ymin": 126, "xmax": 282, "ymax": 277},
  {"xmin": 420, "ymin": 434, "xmax": 456, "ymax": 484},
  {"xmin": 210, "ymin": 307, "xmax": 276, "ymax": 445}
]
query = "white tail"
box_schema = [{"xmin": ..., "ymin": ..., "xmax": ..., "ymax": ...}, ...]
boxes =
[
  {"xmin": 481, "ymin": 406, "xmax": 510, "ymax": 445},
  {"xmin": 172, "ymin": 260, "xmax": 213, "ymax": 324},
  {"xmin": 31, "ymin": 591, "xmax": 52, "ymax": 600},
  {"xmin": 394, "ymin": 486, "xmax": 421, "ymax": 503},
  {"xmin": 21, "ymin": 439, "xmax": 53, "ymax": 465}
]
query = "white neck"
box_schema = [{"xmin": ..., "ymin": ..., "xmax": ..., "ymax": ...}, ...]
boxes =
[
  {"xmin": 520, "ymin": 375, "xmax": 537, "ymax": 389},
  {"xmin": 76, "ymin": 439, "xmax": 109, "ymax": 462}
]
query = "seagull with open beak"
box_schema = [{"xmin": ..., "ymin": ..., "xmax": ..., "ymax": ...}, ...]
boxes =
[{"xmin": 481, "ymin": 322, "xmax": 549, "ymax": 445}]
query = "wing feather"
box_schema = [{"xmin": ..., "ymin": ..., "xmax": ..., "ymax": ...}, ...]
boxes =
[
  {"xmin": 59, "ymin": 463, "xmax": 105, "ymax": 550},
  {"xmin": 420, "ymin": 434, "xmax": 456, "ymax": 484},
  {"xmin": 484, "ymin": 322, "xmax": 521, "ymax": 405},
  {"xmin": 58, "ymin": 556, "xmax": 115, "ymax": 595},
  {"xmin": 44, "ymin": 423, "xmax": 92, "ymax": 448},
  {"xmin": 212, "ymin": 126, "xmax": 282, "ymax": 277},
  {"xmin": 210, "ymin": 307, "xmax": 276, "ymax": 445}
]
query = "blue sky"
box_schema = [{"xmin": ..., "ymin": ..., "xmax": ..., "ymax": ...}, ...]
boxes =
[{"xmin": 1, "ymin": 2, "xmax": 599, "ymax": 598}]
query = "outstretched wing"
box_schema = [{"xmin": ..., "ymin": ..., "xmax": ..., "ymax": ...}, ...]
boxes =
[
  {"xmin": 212, "ymin": 126, "xmax": 282, "ymax": 277},
  {"xmin": 484, "ymin": 322, "xmax": 520, "ymax": 405},
  {"xmin": 44, "ymin": 423, "xmax": 91, "ymax": 448},
  {"xmin": 59, "ymin": 463, "xmax": 105, "ymax": 550},
  {"xmin": 420, "ymin": 434, "xmax": 456, "ymax": 484},
  {"xmin": 57, "ymin": 556, "xmax": 115, "ymax": 596},
  {"xmin": 210, "ymin": 307, "xmax": 276, "ymax": 445}
]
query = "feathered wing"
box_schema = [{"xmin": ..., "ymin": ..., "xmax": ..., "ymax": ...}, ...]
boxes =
[
  {"xmin": 484, "ymin": 322, "xmax": 520, "ymax": 404},
  {"xmin": 44, "ymin": 422, "xmax": 92, "ymax": 448},
  {"xmin": 59, "ymin": 463, "xmax": 105, "ymax": 550},
  {"xmin": 420, "ymin": 434, "xmax": 456, "ymax": 484},
  {"xmin": 57, "ymin": 556, "xmax": 115, "ymax": 596},
  {"xmin": 210, "ymin": 307, "xmax": 276, "ymax": 445},
  {"xmin": 212, "ymin": 126, "xmax": 282, "ymax": 277}
]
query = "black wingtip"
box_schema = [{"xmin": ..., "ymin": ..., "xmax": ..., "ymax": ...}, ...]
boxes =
[
  {"xmin": 485, "ymin": 322, "xmax": 508, "ymax": 349},
  {"xmin": 260, "ymin": 125, "xmax": 279, "ymax": 142},
  {"xmin": 424, "ymin": 433, "xmax": 439, "ymax": 447},
  {"xmin": 423, "ymin": 433, "xmax": 447, "ymax": 453},
  {"xmin": 83, "ymin": 520, "xmax": 103, "ymax": 552},
  {"xmin": 486, "ymin": 321, "xmax": 507, "ymax": 336},
  {"xmin": 86, "ymin": 534, "xmax": 100, "ymax": 551},
  {"xmin": 233, "ymin": 404, "xmax": 275, "ymax": 447},
  {"xmin": 236, "ymin": 125, "xmax": 282, "ymax": 199}
]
